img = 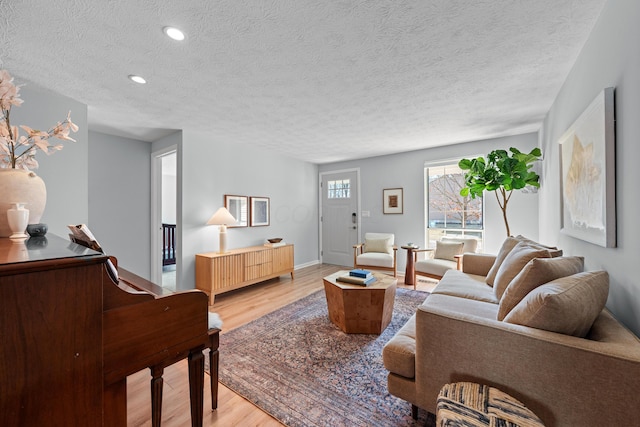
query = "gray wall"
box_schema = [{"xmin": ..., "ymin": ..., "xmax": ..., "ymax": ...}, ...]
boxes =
[
  {"xmin": 176, "ymin": 130, "xmax": 319, "ymax": 290},
  {"xmin": 538, "ymin": 0, "xmax": 640, "ymax": 334},
  {"xmin": 319, "ymin": 133, "xmax": 540, "ymax": 271},
  {"xmin": 88, "ymin": 131, "xmax": 151, "ymax": 278},
  {"xmin": 10, "ymin": 84, "xmax": 89, "ymax": 236}
]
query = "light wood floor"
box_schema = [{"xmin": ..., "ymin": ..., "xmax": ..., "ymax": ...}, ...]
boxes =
[{"xmin": 126, "ymin": 263, "xmax": 437, "ymax": 426}]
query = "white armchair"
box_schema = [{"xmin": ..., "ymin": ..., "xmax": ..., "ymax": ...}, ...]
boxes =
[
  {"xmin": 353, "ymin": 232, "xmax": 398, "ymax": 277},
  {"xmin": 413, "ymin": 236, "xmax": 478, "ymax": 285}
]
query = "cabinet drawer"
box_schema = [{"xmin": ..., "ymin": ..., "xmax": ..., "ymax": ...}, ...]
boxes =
[
  {"xmin": 245, "ymin": 249, "xmax": 272, "ymax": 266},
  {"xmin": 245, "ymin": 263, "xmax": 273, "ymax": 281}
]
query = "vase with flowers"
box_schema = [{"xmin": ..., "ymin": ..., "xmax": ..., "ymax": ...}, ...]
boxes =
[{"xmin": 0, "ymin": 69, "xmax": 79, "ymax": 237}]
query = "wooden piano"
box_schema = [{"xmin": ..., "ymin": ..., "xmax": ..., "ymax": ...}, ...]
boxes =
[{"xmin": 0, "ymin": 235, "xmax": 218, "ymax": 426}]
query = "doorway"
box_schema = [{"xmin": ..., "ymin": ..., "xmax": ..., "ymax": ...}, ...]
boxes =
[
  {"xmin": 151, "ymin": 146, "xmax": 177, "ymax": 290},
  {"xmin": 319, "ymin": 169, "xmax": 360, "ymax": 267}
]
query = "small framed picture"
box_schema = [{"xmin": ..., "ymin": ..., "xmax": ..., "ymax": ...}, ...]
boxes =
[
  {"xmin": 250, "ymin": 196, "xmax": 270, "ymax": 226},
  {"xmin": 224, "ymin": 195, "xmax": 248, "ymax": 227},
  {"xmin": 383, "ymin": 188, "xmax": 403, "ymax": 214}
]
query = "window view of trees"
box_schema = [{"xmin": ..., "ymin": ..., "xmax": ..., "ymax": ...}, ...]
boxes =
[{"xmin": 426, "ymin": 164, "xmax": 483, "ymax": 247}]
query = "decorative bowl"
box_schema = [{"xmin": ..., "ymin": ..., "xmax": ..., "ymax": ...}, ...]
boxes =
[
  {"xmin": 27, "ymin": 223, "xmax": 48, "ymax": 237},
  {"xmin": 268, "ymin": 238, "xmax": 283, "ymax": 243}
]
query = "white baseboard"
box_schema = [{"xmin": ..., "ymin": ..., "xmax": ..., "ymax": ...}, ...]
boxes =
[{"xmin": 294, "ymin": 259, "xmax": 320, "ymax": 270}]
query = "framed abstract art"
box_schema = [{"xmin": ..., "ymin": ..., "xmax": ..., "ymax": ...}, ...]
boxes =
[{"xmin": 559, "ymin": 87, "xmax": 616, "ymax": 248}]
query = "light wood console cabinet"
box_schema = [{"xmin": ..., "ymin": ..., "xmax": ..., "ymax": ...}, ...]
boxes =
[{"xmin": 196, "ymin": 244, "xmax": 294, "ymax": 305}]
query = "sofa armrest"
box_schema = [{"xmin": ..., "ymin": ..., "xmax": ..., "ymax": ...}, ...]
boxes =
[
  {"xmin": 461, "ymin": 253, "xmax": 496, "ymax": 276},
  {"xmin": 414, "ymin": 299, "xmax": 640, "ymax": 426}
]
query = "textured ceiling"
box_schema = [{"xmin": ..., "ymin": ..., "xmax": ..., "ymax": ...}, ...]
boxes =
[{"xmin": 0, "ymin": 0, "xmax": 605, "ymax": 164}]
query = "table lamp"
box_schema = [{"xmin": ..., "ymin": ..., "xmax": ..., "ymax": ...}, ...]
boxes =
[{"xmin": 207, "ymin": 207, "xmax": 237, "ymax": 253}]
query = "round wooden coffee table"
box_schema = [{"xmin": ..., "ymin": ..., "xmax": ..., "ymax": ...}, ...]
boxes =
[{"xmin": 322, "ymin": 270, "xmax": 398, "ymax": 334}]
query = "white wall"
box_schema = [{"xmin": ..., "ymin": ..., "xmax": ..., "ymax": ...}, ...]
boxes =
[
  {"xmin": 319, "ymin": 133, "xmax": 540, "ymax": 271},
  {"xmin": 88, "ymin": 131, "xmax": 151, "ymax": 278},
  {"xmin": 10, "ymin": 83, "xmax": 89, "ymax": 236},
  {"xmin": 176, "ymin": 130, "xmax": 319, "ymax": 290},
  {"xmin": 539, "ymin": 0, "xmax": 640, "ymax": 334}
]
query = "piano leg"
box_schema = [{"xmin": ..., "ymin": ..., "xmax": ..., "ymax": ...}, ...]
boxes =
[
  {"xmin": 151, "ymin": 366, "xmax": 164, "ymax": 427},
  {"xmin": 188, "ymin": 349, "xmax": 205, "ymax": 427},
  {"xmin": 208, "ymin": 329, "xmax": 220, "ymax": 410}
]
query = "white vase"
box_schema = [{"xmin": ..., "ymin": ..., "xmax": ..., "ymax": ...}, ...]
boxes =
[
  {"xmin": 0, "ymin": 169, "xmax": 47, "ymax": 237},
  {"xmin": 7, "ymin": 203, "xmax": 29, "ymax": 240}
]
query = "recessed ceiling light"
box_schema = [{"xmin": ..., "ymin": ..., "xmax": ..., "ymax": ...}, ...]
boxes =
[
  {"xmin": 163, "ymin": 26, "xmax": 185, "ymax": 41},
  {"xmin": 128, "ymin": 75, "xmax": 147, "ymax": 84}
]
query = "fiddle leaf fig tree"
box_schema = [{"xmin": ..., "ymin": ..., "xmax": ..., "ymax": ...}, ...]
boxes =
[{"xmin": 458, "ymin": 147, "xmax": 542, "ymax": 237}]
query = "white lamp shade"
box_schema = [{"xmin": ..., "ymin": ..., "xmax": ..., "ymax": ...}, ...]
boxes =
[{"xmin": 207, "ymin": 207, "xmax": 237, "ymax": 226}]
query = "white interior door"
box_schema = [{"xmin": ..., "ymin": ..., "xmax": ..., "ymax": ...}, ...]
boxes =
[
  {"xmin": 151, "ymin": 146, "xmax": 177, "ymax": 285},
  {"xmin": 320, "ymin": 170, "xmax": 359, "ymax": 266}
]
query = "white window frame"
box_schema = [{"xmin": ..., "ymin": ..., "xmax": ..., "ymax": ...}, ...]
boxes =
[{"xmin": 424, "ymin": 158, "xmax": 485, "ymax": 250}]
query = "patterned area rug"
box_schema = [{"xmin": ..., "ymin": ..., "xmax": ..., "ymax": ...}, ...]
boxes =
[{"xmin": 218, "ymin": 288, "xmax": 432, "ymax": 426}]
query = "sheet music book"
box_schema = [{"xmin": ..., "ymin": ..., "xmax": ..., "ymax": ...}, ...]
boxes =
[{"xmin": 67, "ymin": 224, "xmax": 103, "ymax": 253}]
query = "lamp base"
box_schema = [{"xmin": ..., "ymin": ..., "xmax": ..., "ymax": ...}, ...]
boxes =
[{"xmin": 218, "ymin": 225, "xmax": 227, "ymax": 254}]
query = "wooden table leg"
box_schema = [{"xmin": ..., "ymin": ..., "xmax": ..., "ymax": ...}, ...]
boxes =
[
  {"xmin": 402, "ymin": 246, "xmax": 417, "ymax": 289},
  {"xmin": 188, "ymin": 350, "xmax": 205, "ymax": 427},
  {"xmin": 150, "ymin": 366, "xmax": 164, "ymax": 427}
]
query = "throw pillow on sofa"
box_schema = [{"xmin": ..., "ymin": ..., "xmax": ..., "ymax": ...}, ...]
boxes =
[
  {"xmin": 434, "ymin": 241, "xmax": 464, "ymax": 261},
  {"xmin": 503, "ymin": 271, "xmax": 609, "ymax": 337},
  {"xmin": 486, "ymin": 236, "xmax": 562, "ymax": 286},
  {"xmin": 493, "ymin": 242, "xmax": 551, "ymax": 300},
  {"xmin": 485, "ymin": 237, "xmax": 520, "ymax": 286},
  {"xmin": 497, "ymin": 256, "xmax": 584, "ymax": 320}
]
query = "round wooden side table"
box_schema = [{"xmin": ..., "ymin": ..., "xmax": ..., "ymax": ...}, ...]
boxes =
[{"xmin": 401, "ymin": 245, "xmax": 419, "ymax": 288}]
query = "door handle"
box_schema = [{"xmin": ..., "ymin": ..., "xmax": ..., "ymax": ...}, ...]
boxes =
[{"xmin": 352, "ymin": 212, "xmax": 357, "ymax": 224}]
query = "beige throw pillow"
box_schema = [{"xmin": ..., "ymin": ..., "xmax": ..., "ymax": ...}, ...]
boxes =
[
  {"xmin": 497, "ymin": 256, "xmax": 584, "ymax": 320},
  {"xmin": 434, "ymin": 241, "xmax": 464, "ymax": 262},
  {"xmin": 441, "ymin": 237, "xmax": 478, "ymax": 254},
  {"xmin": 503, "ymin": 271, "xmax": 609, "ymax": 337},
  {"xmin": 365, "ymin": 237, "xmax": 392, "ymax": 254},
  {"xmin": 515, "ymin": 235, "xmax": 563, "ymax": 258},
  {"xmin": 493, "ymin": 242, "xmax": 551, "ymax": 300},
  {"xmin": 485, "ymin": 237, "xmax": 520, "ymax": 286},
  {"xmin": 486, "ymin": 236, "xmax": 562, "ymax": 286}
]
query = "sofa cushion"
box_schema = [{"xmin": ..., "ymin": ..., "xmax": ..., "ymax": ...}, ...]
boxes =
[
  {"xmin": 497, "ymin": 256, "xmax": 585, "ymax": 320},
  {"xmin": 431, "ymin": 270, "xmax": 498, "ymax": 304},
  {"xmin": 493, "ymin": 242, "xmax": 551, "ymax": 300},
  {"xmin": 486, "ymin": 236, "xmax": 562, "ymax": 286},
  {"xmin": 364, "ymin": 237, "xmax": 393, "ymax": 254},
  {"xmin": 421, "ymin": 293, "xmax": 500, "ymax": 320},
  {"xmin": 382, "ymin": 314, "xmax": 417, "ymax": 378},
  {"xmin": 434, "ymin": 241, "xmax": 464, "ymax": 261},
  {"xmin": 503, "ymin": 271, "xmax": 609, "ymax": 337}
]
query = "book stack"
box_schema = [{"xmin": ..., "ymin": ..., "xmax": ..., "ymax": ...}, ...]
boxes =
[
  {"xmin": 264, "ymin": 241, "xmax": 286, "ymax": 247},
  {"xmin": 336, "ymin": 269, "xmax": 377, "ymax": 286}
]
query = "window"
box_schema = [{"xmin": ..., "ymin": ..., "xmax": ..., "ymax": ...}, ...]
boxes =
[
  {"xmin": 327, "ymin": 179, "xmax": 351, "ymax": 199},
  {"xmin": 426, "ymin": 163, "xmax": 483, "ymax": 248}
]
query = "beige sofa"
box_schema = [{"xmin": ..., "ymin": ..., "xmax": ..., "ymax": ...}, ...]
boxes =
[{"xmin": 383, "ymin": 238, "xmax": 640, "ymax": 426}]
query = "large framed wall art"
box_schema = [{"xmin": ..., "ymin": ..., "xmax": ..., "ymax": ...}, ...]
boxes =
[{"xmin": 559, "ymin": 87, "xmax": 616, "ymax": 248}]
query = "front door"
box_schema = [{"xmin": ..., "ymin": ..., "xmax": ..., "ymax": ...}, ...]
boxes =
[{"xmin": 320, "ymin": 170, "xmax": 359, "ymax": 266}]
